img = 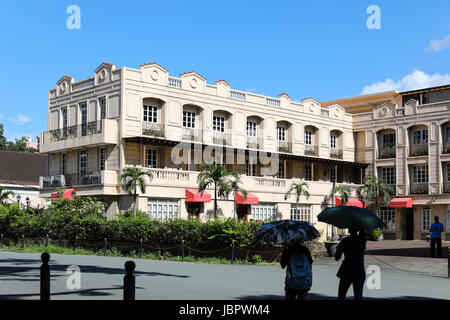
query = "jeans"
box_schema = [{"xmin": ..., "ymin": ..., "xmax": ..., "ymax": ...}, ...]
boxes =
[
  {"xmin": 430, "ymin": 238, "xmax": 442, "ymax": 257},
  {"xmin": 338, "ymin": 278, "xmax": 364, "ymax": 301},
  {"xmin": 285, "ymin": 287, "xmax": 308, "ymax": 300}
]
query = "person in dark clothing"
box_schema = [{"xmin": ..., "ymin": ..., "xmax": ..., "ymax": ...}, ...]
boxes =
[
  {"xmin": 334, "ymin": 229, "xmax": 366, "ymax": 301},
  {"xmin": 280, "ymin": 241, "xmax": 313, "ymax": 300},
  {"xmin": 429, "ymin": 216, "xmax": 444, "ymax": 258}
]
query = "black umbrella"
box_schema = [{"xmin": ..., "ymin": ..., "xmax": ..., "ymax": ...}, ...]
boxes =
[
  {"xmin": 254, "ymin": 220, "xmax": 320, "ymax": 244},
  {"xmin": 317, "ymin": 206, "xmax": 386, "ymax": 230}
]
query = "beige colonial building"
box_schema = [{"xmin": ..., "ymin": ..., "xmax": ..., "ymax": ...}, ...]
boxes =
[
  {"xmin": 323, "ymin": 85, "xmax": 450, "ymax": 240},
  {"xmin": 39, "ymin": 62, "xmax": 450, "ymax": 241}
]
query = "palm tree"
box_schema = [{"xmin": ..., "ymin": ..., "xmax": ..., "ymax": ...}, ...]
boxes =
[
  {"xmin": 120, "ymin": 167, "xmax": 153, "ymax": 217},
  {"xmin": 197, "ymin": 162, "xmax": 237, "ymax": 217},
  {"xmin": 284, "ymin": 181, "xmax": 310, "ymax": 220},
  {"xmin": 357, "ymin": 176, "xmax": 394, "ymax": 213},
  {"xmin": 333, "ymin": 185, "xmax": 352, "ymax": 206},
  {"xmin": 0, "ymin": 186, "xmax": 13, "ymax": 205},
  {"xmin": 219, "ymin": 173, "xmax": 248, "ymax": 220}
]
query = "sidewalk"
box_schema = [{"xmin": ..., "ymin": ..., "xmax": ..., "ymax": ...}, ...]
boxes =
[{"xmin": 314, "ymin": 240, "xmax": 450, "ymax": 278}]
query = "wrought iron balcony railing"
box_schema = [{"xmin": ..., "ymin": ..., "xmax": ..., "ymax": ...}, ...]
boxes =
[
  {"xmin": 443, "ymin": 141, "xmax": 450, "ymax": 154},
  {"xmin": 246, "ymin": 136, "xmax": 262, "ymax": 149},
  {"xmin": 304, "ymin": 145, "xmax": 318, "ymax": 156},
  {"xmin": 142, "ymin": 123, "xmax": 165, "ymax": 138},
  {"xmin": 182, "ymin": 128, "xmax": 202, "ymax": 142},
  {"xmin": 213, "ymin": 132, "xmax": 231, "ymax": 146},
  {"xmin": 410, "ymin": 183, "xmax": 429, "ymax": 195},
  {"xmin": 42, "ymin": 171, "xmax": 102, "ymax": 188},
  {"xmin": 330, "ymin": 148, "xmax": 343, "ymax": 159},
  {"xmin": 277, "ymin": 141, "xmax": 292, "ymax": 153},
  {"xmin": 409, "ymin": 144, "xmax": 428, "ymax": 157},
  {"xmin": 43, "ymin": 121, "xmax": 103, "ymax": 143},
  {"xmin": 379, "ymin": 147, "xmax": 396, "ymax": 159}
]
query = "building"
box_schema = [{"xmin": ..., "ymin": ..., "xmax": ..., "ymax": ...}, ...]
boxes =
[
  {"xmin": 322, "ymin": 84, "xmax": 450, "ymax": 240},
  {"xmin": 39, "ymin": 62, "xmax": 369, "ymax": 239},
  {"xmin": 38, "ymin": 62, "xmax": 450, "ymax": 241},
  {"xmin": 0, "ymin": 150, "xmax": 48, "ymax": 209}
]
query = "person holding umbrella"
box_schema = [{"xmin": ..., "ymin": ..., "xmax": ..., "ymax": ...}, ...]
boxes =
[
  {"xmin": 317, "ymin": 205, "xmax": 386, "ymax": 301},
  {"xmin": 334, "ymin": 229, "xmax": 367, "ymax": 300},
  {"xmin": 254, "ymin": 220, "xmax": 320, "ymax": 300}
]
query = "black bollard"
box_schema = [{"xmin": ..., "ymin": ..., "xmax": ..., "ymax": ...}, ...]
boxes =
[
  {"xmin": 231, "ymin": 240, "xmax": 235, "ymax": 265},
  {"xmin": 181, "ymin": 240, "xmax": 185, "ymax": 262},
  {"xmin": 123, "ymin": 261, "xmax": 136, "ymax": 300},
  {"xmin": 104, "ymin": 238, "xmax": 107, "ymax": 256},
  {"xmin": 139, "ymin": 239, "xmax": 143, "ymax": 259},
  {"xmin": 74, "ymin": 235, "xmax": 77, "ymax": 251},
  {"xmin": 22, "ymin": 235, "xmax": 25, "ymax": 249},
  {"xmin": 0, "ymin": 234, "xmax": 3, "ymax": 247},
  {"xmin": 40, "ymin": 252, "xmax": 50, "ymax": 300},
  {"xmin": 45, "ymin": 234, "xmax": 48, "ymax": 248},
  {"xmin": 448, "ymin": 247, "xmax": 450, "ymax": 279}
]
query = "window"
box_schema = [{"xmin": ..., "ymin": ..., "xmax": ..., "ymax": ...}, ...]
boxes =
[
  {"xmin": 305, "ymin": 165, "xmax": 312, "ymax": 181},
  {"xmin": 413, "ymin": 166, "xmax": 428, "ymax": 183},
  {"xmin": 147, "ymin": 199, "xmax": 179, "ymax": 221},
  {"xmin": 99, "ymin": 147, "xmax": 106, "ymax": 171},
  {"xmin": 379, "ymin": 207, "xmax": 396, "ymax": 231},
  {"xmin": 183, "ymin": 111, "xmax": 196, "ymax": 128},
  {"xmin": 246, "ymin": 159, "xmax": 256, "ymax": 176},
  {"xmin": 330, "ymin": 134, "xmax": 338, "ymax": 149},
  {"xmin": 61, "ymin": 153, "xmax": 67, "ymax": 175},
  {"xmin": 213, "ymin": 115, "xmax": 225, "ymax": 132},
  {"xmin": 277, "ymin": 162, "xmax": 285, "ymax": 179},
  {"xmin": 145, "ymin": 148, "xmax": 158, "ymax": 168},
  {"xmin": 61, "ymin": 108, "xmax": 68, "ymax": 130},
  {"xmin": 304, "ymin": 130, "xmax": 313, "ymax": 145},
  {"xmin": 382, "ymin": 167, "xmax": 396, "ymax": 186},
  {"xmin": 99, "ymin": 98, "xmax": 107, "ymax": 120},
  {"xmin": 247, "ymin": 121, "xmax": 257, "ymax": 137},
  {"xmin": 446, "ymin": 205, "xmax": 450, "ymax": 232},
  {"xmin": 382, "ymin": 133, "xmax": 395, "ymax": 148},
  {"xmin": 79, "ymin": 149, "xmax": 87, "ymax": 176},
  {"xmin": 143, "ymin": 104, "xmax": 158, "ymax": 123},
  {"xmin": 251, "ymin": 203, "xmax": 277, "ymax": 221},
  {"xmin": 277, "ymin": 126, "xmax": 286, "ymax": 141},
  {"xmin": 421, "ymin": 207, "xmax": 430, "ymax": 232},
  {"xmin": 290, "ymin": 205, "xmax": 312, "ymax": 223},
  {"xmin": 446, "ymin": 127, "xmax": 450, "ymax": 142},
  {"xmin": 447, "ymin": 164, "xmax": 450, "ymax": 182},
  {"xmin": 412, "ymin": 129, "xmax": 428, "ymax": 145},
  {"xmin": 80, "ymin": 103, "xmax": 87, "ymax": 135}
]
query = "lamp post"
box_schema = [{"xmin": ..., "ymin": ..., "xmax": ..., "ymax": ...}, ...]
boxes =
[
  {"xmin": 26, "ymin": 197, "xmax": 31, "ymax": 209},
  {"xmin": 16, "ymin": 194, "xmax": 21, "ymax": 205}
]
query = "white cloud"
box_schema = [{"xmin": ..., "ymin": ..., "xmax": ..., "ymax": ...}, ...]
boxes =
[
  {"xmin": 427, "ymin": 33, "xmax": 450, "ymax": 52},
  {"xmin": 7, "ymin": 114, "xmax": 31, "ymax": 125},
  {"xmin": 361, "ymin": 70, "xmax": 450, "ymax": 95}
]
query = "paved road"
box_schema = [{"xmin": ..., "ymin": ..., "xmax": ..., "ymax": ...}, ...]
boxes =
[{"xmin": 0, "ymin": 251, "xmax": 448, "ymax": 300}]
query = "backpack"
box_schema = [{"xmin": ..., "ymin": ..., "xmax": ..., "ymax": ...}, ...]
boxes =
[{"xmin": 286, "ymin": 253, "xmax": 312, "ymax": 291}]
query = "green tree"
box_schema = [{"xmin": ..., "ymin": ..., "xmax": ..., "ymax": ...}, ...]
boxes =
[
  {"xmin": 333, "ymin": 185, "xmax": 352, "ymax": 206},
  {"xmin": 197, "ymin": 162, "xmax": 237, "ymax": 218},
  {"xmin": 0, "ymin": 186, "xmax": 14, "ymax": 205},
  {"xmin": 0, "ymin": 124, "xmax": 7, "ymax": 150},
  {"xmin": 219, "ymin": 173, "xmax": 247, "ymax": 220},
  {"xmin": 120, "ymin": 167, "xmax": 153, "ymax": 217},
  {"xmin": 357, "ymin": 176, "xmax": 394, "ymax": 213},
  {"xmin": 284, "ymin": 181, "xmax": 310, "ymax": 219}
]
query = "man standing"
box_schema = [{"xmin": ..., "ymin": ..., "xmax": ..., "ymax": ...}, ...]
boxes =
[{"xmin": 429, "ymin": 216, "xmax": 445, "ymax": 258}]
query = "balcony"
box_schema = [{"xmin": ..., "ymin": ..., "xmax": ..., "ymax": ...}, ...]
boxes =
[
  {"xmin": 409, "ymin": 144, "xmax": 428, "ymax": 157},
  {"xmin": 253, "ymin": 176, "xmax": 286, "ymax": 188},
  {"xmin": 379, "ymin": 147, "xmax": 396, "ymax": 159},
  {"xmin": 443, "ymin": 142, "xmax": 450, "ymax": 154},
  {"xmin": 304, "ymin": 145, "xmax": 318, "ymax": 156},
  {"xmin": 246, "ymin": 136, "xmax": 262, "ymax": 149},
  {"xmin": 182, "ymin": 128, "xmax": 202, "ymax": 142},
  {"xmin": 41, "ymin": 171, "xmax": 106, "ymax": 188},
  {"xmin": 142, "ymin": 123, "xmax": 165, "ymax": 138},
  {"xmin": 277, "ymin": 141, "xmax": 292, "ymax": 153},
  {"xmin": 443, "ymin": 182, "xmax": 450, "ymax": 194},
  {"xmin": 40, "ymin": 120, "xmax": 117, "ymax": 153},
  {"xmin": 213, "ymin": 132, "xmax": 231, "ymax": 146},
  {"xmin": 330, "ymin": 148, "xmax": 343, "ymax": 159},
  {"xmin": 410, "ymin": 183, "xmax": 429, "ymax": 195}
]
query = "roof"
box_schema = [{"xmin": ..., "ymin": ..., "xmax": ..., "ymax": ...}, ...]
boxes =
[{"xmin": 0, "ymin": 151, "xmax": 48, "ymax": 186}]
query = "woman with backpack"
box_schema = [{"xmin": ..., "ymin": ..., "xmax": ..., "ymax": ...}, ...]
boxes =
[
  {"xmin": 280, "ymin": 241, "xmax": 313, "ymax": 300},
  {"xmin": 334, "ymin": 229, "xmax": 367, "ymax": 300}
]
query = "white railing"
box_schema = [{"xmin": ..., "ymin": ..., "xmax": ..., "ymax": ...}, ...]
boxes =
[
  {"xmin": 230, "ymin": 90, "xmax": 246, "ymax": 100},
  {"xmin": 266, "ymin": 98, "xmax": 280, "ymax": 107},
  {"xmin": 254, "ymin": 177, "xmax": 286, "ymax": 187},
  {"xmin": 147, "ymin": 168, "xmax": 190, "ymax": 182},
  {"xmin": 168, "ymin": 77, "xmax": 181, "ymax": 88}
]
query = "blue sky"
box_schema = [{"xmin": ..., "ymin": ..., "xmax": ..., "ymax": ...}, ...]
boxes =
[{"xmin": 0, "ymin": 0, "xmax": 449, "ymax": 141}]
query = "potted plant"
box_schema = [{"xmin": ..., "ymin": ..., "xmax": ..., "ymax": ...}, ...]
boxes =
[{"xmin": 371, "ymin": 229, "xmax": 384, "ymax": 241}]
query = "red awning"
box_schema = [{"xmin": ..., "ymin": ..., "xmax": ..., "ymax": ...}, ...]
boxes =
[
  {"xmin": 389, "ymin": 197, "xmax": 413, "ymax": 208},
  {"xmin": 51, "ymin": 189, "xmax": 76, "ymax": 200},
  {"xmin": 235, "ymin": 192, "xmax": 259, "ymax": 205},
  {"xmin": 335, "ymin": 197, "xmax": 366, "ymax": 208},
  {"xmin": 185, "ymin": 189, "xmax": 211, "ymax": 202}
]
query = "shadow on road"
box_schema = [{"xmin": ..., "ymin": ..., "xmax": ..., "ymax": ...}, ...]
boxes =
[{"xmin": 234, "ymin": 293, "xmax": 442, "ymax": 300}]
